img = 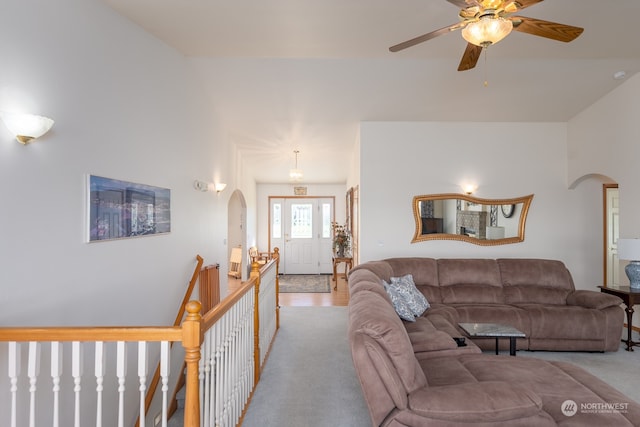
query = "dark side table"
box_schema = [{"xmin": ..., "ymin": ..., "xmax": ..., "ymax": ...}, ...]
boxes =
[{"xmin": 598, "ymin": 285, "xmax": 640, "ymax": 351}]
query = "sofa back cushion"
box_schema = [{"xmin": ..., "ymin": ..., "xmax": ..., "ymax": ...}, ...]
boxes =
[
  {"xmin": 385, "ymin": 258, "xmax": 442, "ymax": 303},
  {"xmin": 349, "ymin": 260, "xmax": 394, "ymax": 284},
  {"xmin": 437, "ymin": 259, "xmax": 504, "ymax": 304},
  {"xmin": 348, "ymin": 268, "xmax": 390, "ymax": 300},
  {"xmin": 498, "ymin": 259, "xmax": 574, "ymax": 305}
]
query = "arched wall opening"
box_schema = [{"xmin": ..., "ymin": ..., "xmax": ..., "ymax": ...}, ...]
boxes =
[
  {"xmin": 227, "ymin": 189, "xmax": 247, "ymax": 289},
  {"xmin": 570, "ymin": 172, "xmax": 619, "ymax": 286}
]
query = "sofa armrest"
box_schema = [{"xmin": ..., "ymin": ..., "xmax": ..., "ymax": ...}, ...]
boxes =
[
  {"xmin": 408, "ymin": 381, "xmax": 542, "ymax": 422},
  {"xmin": 566, "ymin": 290, "xmax": 622, "ymax": 309}
]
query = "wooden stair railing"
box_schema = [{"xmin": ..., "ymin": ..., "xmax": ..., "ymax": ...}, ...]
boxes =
[
  {"xmin": 1, "ymin": 253, "xmax": 279, "ymax": 427},
  {"xmin": 0, "ymin": 303, "xmax": 202, "ymax": 427}
]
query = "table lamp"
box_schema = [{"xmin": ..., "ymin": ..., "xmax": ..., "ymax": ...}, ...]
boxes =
[{"xmin": 617, "ymin": 238, "xmax": 640, "ymax": 289}]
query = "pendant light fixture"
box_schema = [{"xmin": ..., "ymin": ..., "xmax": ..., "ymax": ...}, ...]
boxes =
[{"xmin": 289, "ymin": 150, "xmax": 303, "ymax": 182}]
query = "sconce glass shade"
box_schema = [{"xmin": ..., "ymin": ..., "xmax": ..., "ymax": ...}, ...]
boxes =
[
  {"xmin": 0, "ymin": 112, "xmax": 54, "ymax": 144},
  {"xmin": 617, "ymin": 238, "xmax": 640, "ymax": 289},
  {"xmin": 461, "ymin": 184, "xmax": 477, "ymax": 195},
  {"xmin": 461, "ymin": 16, "xmax": 513, "ymax": 47},
  {"xmin": 194, "ymin": 180, "xmax": 227, "ymax": 194}
]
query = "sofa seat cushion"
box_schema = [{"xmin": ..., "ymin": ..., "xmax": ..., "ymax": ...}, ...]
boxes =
[
  {"xmin": 521, "ymin": 304, "xmax": 606, "ymax": 340},
  {"xmin": 456, "ymin": 355, "xmax": 640, "ymax": 425},
  {"xmin": 405, "ymin": 317, "xmax": 457, "ymax": 352},
  {"xmin": 408, "ymin": 381, "xmax": 543, "ymax": 423}
]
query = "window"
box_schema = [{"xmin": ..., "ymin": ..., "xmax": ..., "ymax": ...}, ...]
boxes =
[
  {"xmin": 291, "ymin": 203, "xmax": 312, "ymax": 238},
  {"xmin": 322, "ymin": 203, "xmax": 331, "ymax": 238},
  {"xmin": 272, "ymin": 203, "xmax": 281, "ymax": 238}
]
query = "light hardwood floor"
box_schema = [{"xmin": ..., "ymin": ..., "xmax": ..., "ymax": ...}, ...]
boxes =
[{"xmin": 227, "ymin": 274, "xmax": 349, "ymax": 307}]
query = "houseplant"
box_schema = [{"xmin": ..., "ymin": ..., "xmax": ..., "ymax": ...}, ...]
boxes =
[{"xmin": 331, "ymin": 222, "xmax": 351, "ymax": 257}]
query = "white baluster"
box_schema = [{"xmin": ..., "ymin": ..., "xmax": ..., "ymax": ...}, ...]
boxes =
[
  {"xmin": 72, "ymin": 341, "xmax": 83, "ymax": 427},
  {"xmin": 8, "ymin": 342, "xmax": 21, "ymax": 427},
  {"xmin": 51, "ymin": 342, "xmax": 63, "ymax": 427},
  {"xmin": 95, "ymin": 341, "xmax": 105, "ymax": 427},
  {"xmin": 214, "ymin": 317, "xmax": 223, "ymax": 427},
  {"xmin": 116, "ymin": 341, "xmax": 127, "ymax": 427},
  {"xmin": 138, "ymin": 341, "xmax": 148, "ymax": 427},
  {"xmin": 160, "ymin": 341, "xmax": 170, "ymax": 427},
  {"xmin": 201, "ymin": 331, "xmax": 210, "ymax": 427},
  {"xmin": 28, "ymin": 341, "xmax": 41, "ymax": 427}
]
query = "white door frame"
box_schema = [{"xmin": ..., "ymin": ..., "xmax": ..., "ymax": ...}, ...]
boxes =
[{"xmin": 268, "ymin": 196, "xmax": 335, "ymax": 275}]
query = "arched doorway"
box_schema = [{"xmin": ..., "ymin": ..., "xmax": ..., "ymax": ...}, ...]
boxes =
[
  {"xmin": 227, "ymin": 189, "xmax": 247, "ymax": 282},
  {"xmin": 569, "ymin": 173, "xmax": 619, "ymax": 285}
]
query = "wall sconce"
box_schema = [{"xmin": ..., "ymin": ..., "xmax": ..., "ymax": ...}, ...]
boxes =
[
  {"xmin": 461, "ymin": 183, "xmax": 478, "ymax": 195},
  {"xmin": 194, "ymin": 180, "xmax": 227, "ymax": 194},
  {"xmin": 0, "ymin": 112, "xmax": 55, "ymax": 144}
]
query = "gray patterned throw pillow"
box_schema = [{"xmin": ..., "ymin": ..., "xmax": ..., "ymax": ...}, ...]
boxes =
[
  {"xmin": 383, "ymin": 280, "xmax": 416, "ymax": 322},
  {"xmin": 389, "ymin": 274, "xmax": 430, "ymax": 317}
]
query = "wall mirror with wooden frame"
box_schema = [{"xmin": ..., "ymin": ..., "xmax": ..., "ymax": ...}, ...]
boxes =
[{"xmin": 411, "ymin": 193, "xmax": 534, "ymax": 246}]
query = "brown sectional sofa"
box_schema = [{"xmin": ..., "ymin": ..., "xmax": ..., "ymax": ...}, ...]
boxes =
[
  {"xmin": 348, "ymin": 258, "xmax": 638, "ymax": 426},
  {"xmin": 352, "ymin": 258, "xmax": 623, "ymax": 354}
]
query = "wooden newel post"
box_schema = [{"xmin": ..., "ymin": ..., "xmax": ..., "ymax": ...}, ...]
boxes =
[{"xmin": 182, "ymin": 300, "xmax": 202, "ymax": 427}]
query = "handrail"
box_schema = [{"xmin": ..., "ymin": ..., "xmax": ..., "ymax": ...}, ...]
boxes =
[
  {"xmin": 0, "ymin": 326, "xmax": 183, "ymax": 342},
  {"xmin": 202, "ymin": 274, "xmax": 258, "ymax": 329}
]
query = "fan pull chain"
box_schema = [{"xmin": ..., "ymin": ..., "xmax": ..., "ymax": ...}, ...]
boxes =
[{"xmin": 483, "ymin": 48, "xmax": 489, "ymax": 87}]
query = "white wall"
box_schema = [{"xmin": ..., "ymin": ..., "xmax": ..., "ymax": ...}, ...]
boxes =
[
  {"xmin": 0, "ymin": 0, "xmax": 233, "ymax": 424},
  {"xmin": 359, "ymin": 121, "xmax": 603, "ymax": 291},
  {"xmin": 568, "ymin": 73, "xmax": 640, "ymax": 241}
]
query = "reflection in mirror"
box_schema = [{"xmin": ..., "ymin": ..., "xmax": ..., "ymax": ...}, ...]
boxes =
[{"xmin": 412, "ymin": 193, "xmax": 534, "ymax": 246}]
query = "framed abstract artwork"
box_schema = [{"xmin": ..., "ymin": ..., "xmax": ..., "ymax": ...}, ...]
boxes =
[{"xmin": 87, "ymin": 175, "xmax": 171, "ymax": 242}]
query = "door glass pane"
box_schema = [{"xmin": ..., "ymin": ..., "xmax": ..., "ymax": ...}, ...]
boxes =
[
  {"xmin": 272, "ymin": 203, "xmax": 281, "ymax": 238},
  {"xmin": 291, "ymin": 203, "xmax": 312, "ymax": 238},
  {"xmin": 322, "ymin": 203, "xmax": 331, "ymax": 238}
]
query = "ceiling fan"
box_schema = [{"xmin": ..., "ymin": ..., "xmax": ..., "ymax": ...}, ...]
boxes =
[{"xmin": 389, "ymin": 0, "xmax": 583, "ymax": 71}]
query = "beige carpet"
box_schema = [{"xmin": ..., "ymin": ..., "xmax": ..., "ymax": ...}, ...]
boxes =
[{"xmin": 278, "ymin": 274, "xmax": 331, "ymax": 293}]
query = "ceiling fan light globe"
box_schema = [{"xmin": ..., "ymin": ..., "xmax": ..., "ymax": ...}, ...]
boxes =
[{"xmin": 462, "ymin": 16, "xmax": 513, "ymax": 47}]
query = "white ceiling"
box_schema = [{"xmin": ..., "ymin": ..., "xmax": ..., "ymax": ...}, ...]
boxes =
[{"xmin": 102, "ymin": 0, "xmax": 640, "ymax": 184}]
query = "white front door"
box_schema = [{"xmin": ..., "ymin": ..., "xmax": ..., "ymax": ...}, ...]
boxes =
[{"xmin": 270, "ymin": 197, "xmax": 334, "ymax": 274}]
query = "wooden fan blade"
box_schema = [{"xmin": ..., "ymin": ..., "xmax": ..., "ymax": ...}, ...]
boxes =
[
  {"xmin": 389, "ymin": 23, "xmax": 463, "ymax": 52},
  {"xmin": 458, "ymin": 43, "xmax": 483, "ymax": 71},
  {"xmin": 448, "ymin": 0, "xmax": 541, "ymax": 11},
  {"xmin": 511, "ymin": 16, "xmax": 583, "ymax": 42},
  {"xmin": 508, "ymin": 0, "xmax": 543, "ymax": 11},
  {"xmin": 446, "ymin": 0, "xmax": 476, "ymax": 8}
]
